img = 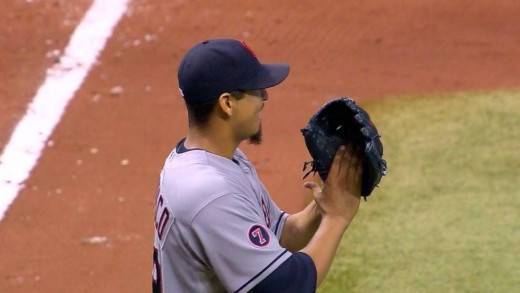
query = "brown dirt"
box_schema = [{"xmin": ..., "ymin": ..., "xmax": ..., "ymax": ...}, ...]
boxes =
[{"xmin": 0, "ymin": 0, "xmax": 519, "ymax": 292}]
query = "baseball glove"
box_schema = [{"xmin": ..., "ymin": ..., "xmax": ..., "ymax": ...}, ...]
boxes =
[{"xmin": 301, "ymin": 97, "xmax": 387, "ymax": 199}]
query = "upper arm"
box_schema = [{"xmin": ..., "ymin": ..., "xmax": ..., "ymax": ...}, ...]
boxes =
[
  {"xmin": 251, "ymin": 252, "xmax": 317, "ymax": 293},
  {"xmin": 190, "ymin": 193, "xmax": 292, "ymax": 292}
]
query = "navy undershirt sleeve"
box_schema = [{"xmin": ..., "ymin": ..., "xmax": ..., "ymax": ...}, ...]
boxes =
[{"xmin": 250, "ymin": 252, "xmax": 317, "ymax": 293}]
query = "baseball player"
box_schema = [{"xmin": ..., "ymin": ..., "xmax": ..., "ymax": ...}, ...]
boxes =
[{"xmin": 152, "ymin": 39, "xmax": 363, "ymax": 292}]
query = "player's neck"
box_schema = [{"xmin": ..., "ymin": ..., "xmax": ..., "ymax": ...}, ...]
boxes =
[{"xmin": 184, "ymin": 127, "xmax": 238, "ymax": 160}]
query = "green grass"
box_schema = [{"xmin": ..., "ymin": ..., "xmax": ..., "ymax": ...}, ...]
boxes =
[{"xmin": 318, "ymin": 90, "xmax": 520, "ymax": 293}]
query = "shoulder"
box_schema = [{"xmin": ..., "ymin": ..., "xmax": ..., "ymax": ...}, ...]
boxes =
[
  {"xmin": 164, "ymin": 149, "xmax": 244, "ymax": 190},
  {"xmin": 159, "ymin": 150, "xmax": 250, "ymax": 219}
]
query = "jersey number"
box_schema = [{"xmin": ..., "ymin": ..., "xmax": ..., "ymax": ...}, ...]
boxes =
[
  {"xmin": 252, "ymin": 228, "xmax": 267, "ymax": 245},
  {"xmin": 248, "ymin": 224, "xmax": 270, "ymax": 247}
]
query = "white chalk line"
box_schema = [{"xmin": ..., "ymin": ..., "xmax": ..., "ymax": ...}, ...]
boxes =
[{"xmin": 0, "ymin": 0, "xmax": 130, "ymax": 221}]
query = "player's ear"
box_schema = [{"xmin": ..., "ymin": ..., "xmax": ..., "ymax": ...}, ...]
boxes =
[{"xmin": 217, "ymin": 93, "xmax": 234, "ymax": 117}]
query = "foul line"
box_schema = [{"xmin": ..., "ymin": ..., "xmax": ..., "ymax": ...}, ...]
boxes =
[{"xmin": 0, "ymin": 0, "xmax": 130, "ymax": 221}]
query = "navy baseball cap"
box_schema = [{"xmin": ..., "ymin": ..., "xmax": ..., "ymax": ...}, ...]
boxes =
[{"xmin": 178, "ymin": 39, "xmax": 290, "ymax": 103}]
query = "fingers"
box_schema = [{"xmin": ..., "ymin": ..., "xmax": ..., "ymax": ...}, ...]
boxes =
[
  {"xmin": 347, "ymin": 146, "xmax": 361, "ymax": 176},
  {"xmin": 327, "ymin": 144, "xmax": 363, "ymax": 192},
  {"xmin": 304, "ymin": 181, "xmax": 322, "ymax": 193},
  {"xmin": 330, "ymin": 145, "xmax": 347, "ymax": 179},
  {"xmin": 353, "ymin": 153, "xmax": 363, "ymax": 182},
  {"xmin": 333, "ymin": 145, "xmax": 356, "ymax": 179},
  {"xmin": 346, "ymin": 147, "xmax": 363, "ymax": 196},
  {"xmin": 304, "ymin": 181, "xmax": 315, "ymax": 189}
]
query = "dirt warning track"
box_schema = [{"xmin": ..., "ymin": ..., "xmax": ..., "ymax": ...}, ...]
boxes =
[{"xmin": 0, "ymin": 0, "xmax": 519, "ymax": 291}]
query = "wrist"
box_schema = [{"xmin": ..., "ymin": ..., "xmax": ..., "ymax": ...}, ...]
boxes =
[{"xmin": 320, "ymin": 215, "xmax": 350, "ymax": 231}]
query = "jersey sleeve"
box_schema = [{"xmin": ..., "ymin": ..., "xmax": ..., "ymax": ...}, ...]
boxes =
[
  {"xmin": 258, "ymin": 181, "xmax": 289, "ymax": 239},
  {"xmin": 189, "ymin": 193, "xmax": 292, "ymax": 293},
  {"xmin": 251, "ymin": 252, "xmax": 317, "ymax": 293}
]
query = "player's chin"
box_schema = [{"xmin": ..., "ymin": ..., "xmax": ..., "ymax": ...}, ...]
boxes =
[{"xmin": 248, "ymin": 124, "xmax": 263, "ymax": 145}]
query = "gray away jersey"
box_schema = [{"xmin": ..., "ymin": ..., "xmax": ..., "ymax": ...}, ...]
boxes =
[{"xmin": 153, "ymin": 145, "xmax": 291, "ymax": 292}]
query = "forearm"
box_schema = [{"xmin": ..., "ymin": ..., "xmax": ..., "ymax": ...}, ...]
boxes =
[
  {"xmin": 294, "ymin": 144, "xmax": 362, "ymax": 287},
  {"xmin": 280, "ymin": 200, "xmax": 321, "ymax": 252},
  {"xmin": 300, "ymin": 217, "xmax": 350, "ymax": 286}
]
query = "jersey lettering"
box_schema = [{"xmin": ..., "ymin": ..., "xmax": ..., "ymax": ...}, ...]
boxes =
[
  {"xmin": 152, "ymin": 247, "xmax": 163, "ymax": 293},
  {"xmin": 153, "ymin": 193, "xmax": 174, "ymax": 292},
  {"xmin": 154, "ymin": 195, "xmax": 172, "ymax": 241},
  {"xmin": 261, "ymin": 197, "xmax": 271, "ymax": 228},
  {"xmin": 157, "ymin": 209, "xmax": 170, "ymax": 240}
]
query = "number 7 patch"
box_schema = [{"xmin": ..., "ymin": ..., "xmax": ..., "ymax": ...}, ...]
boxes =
[{"xmin": 248, "ymin": 224, "xmax": 271, "ymax": 248}]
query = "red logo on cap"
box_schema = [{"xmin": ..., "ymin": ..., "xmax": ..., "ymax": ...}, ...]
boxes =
[{"xmin": 240, "ymin": 40, "xmax": 257, "ymax": 58}]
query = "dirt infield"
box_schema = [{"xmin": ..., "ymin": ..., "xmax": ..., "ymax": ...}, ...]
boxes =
[{"xmin": 1, "ymin": 0, "xmax": 518, "ymax": 292}]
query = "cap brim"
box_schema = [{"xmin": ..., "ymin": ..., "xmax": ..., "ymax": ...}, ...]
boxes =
[{"xmin": 240, "ymin": 63, "xmax": 290, "ymax": 90}]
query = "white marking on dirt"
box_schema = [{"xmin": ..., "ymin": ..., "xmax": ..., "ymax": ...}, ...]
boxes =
[{"xmin": 0, "ymin": 0, "xmax": 130, "ymax": 221}]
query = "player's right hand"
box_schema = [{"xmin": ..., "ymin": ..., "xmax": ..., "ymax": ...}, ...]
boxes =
[{"xmin": 304, "ymin": 145, "xmax": 362, "ymax": 226}]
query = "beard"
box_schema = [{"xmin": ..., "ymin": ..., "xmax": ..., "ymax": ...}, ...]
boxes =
[{"xmin": 248, "ymin": 123, "xmax": 263, "ymax": 145}]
